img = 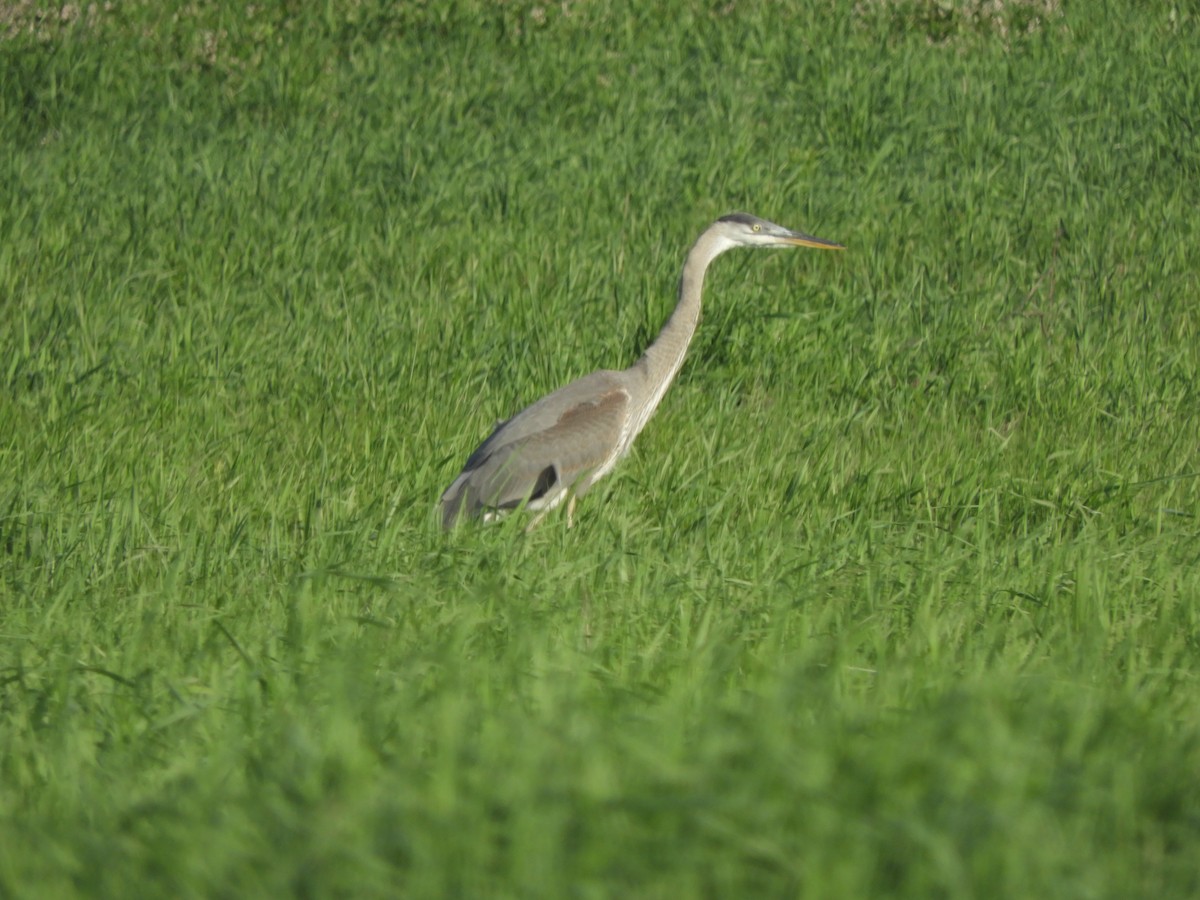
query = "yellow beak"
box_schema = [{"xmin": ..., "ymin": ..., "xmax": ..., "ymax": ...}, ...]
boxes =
[{"xmin": 781, "ymin": 231, "xmax": 845, "ymax": 250}]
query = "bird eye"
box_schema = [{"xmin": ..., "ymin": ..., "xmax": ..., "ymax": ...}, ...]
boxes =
[{"xmin": 752, "ymin": 223, "xmax": 761, "ymax": 233}]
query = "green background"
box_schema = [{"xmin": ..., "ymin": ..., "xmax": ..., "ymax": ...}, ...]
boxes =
[{"xmin": 2, "ymin": 1, "xmax": 1198, "ymax": 896}]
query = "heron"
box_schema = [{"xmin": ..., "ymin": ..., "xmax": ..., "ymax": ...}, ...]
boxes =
[{"xmin": 440, "ymin": 212, "xmax": 844, "ymax": 531}]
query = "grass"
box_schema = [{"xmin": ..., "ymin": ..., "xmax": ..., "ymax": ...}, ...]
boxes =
[{"xmin": 2, "ymin": 0, "xmax": 1199, "ymax": 896}]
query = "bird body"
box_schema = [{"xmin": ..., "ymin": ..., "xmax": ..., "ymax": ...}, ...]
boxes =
[{"xmin": 441, "ymin": 212, "xmax": 843, "ymax": 530}]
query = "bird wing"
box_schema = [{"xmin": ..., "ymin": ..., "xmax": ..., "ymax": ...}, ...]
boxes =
[{"xmin": 441, "ymin": 371, "xmax": 631, "ymax": 527}]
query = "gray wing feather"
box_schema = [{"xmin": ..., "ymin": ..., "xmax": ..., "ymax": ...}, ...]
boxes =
[{"xmin": 441, "ymin": 370, "xmax": 630, "ymax": 528}]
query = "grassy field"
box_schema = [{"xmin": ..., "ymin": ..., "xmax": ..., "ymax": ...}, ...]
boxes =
[{"xmin": 2, "ymin": 0, "xmax": 1199, "ymax": 896}]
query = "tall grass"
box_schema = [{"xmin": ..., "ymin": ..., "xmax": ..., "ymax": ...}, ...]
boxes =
[{"xmin": 2, "ymin": 1, "xmax": 1199, "ymax": 896}]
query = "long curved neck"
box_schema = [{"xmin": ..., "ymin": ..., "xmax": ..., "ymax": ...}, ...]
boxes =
[{"xmin": 626, "ymin": 225, "xmax": 734, "ymax": 438}]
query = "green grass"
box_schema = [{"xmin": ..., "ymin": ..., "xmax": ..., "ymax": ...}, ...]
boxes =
[{"xmin": 2, "ymin": 1, "xmax": 1200, "ymax": 896}]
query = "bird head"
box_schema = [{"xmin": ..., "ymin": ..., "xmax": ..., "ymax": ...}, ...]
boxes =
[{"xmin": 715, "ymin": 212, "xmax": 845, "ymax": 251}]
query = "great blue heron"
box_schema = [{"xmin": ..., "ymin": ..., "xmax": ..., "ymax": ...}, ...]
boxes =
[{"xmin": 440, "ymin": 212, "xmax": 844, "ymax": 530}]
